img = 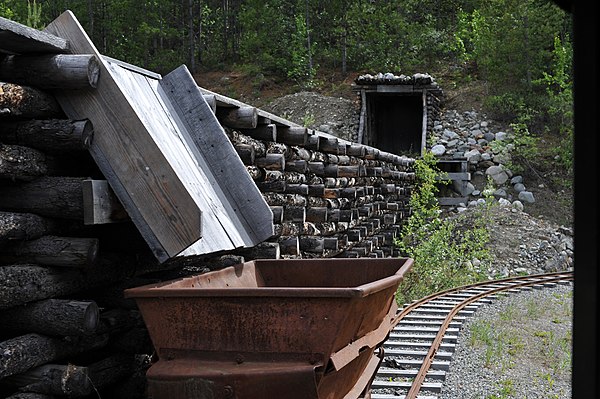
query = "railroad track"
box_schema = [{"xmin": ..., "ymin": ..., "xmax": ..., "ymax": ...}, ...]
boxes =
[{"xmin": 369, "ymin": 271, "xmax": 574, "ymax": 399}]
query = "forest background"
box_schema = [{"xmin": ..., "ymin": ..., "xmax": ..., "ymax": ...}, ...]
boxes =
[{"xmin": 0, "ymin": 0, "xmax": 574, "ymax": 191}]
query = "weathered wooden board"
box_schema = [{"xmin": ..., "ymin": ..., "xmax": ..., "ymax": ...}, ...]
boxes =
[
  {"xmin": 0, "ymin": 17, "xmax": 68, "ymax": 54},
  {"xmin": 45, "ymin": 11, "xmax": 201, "ymax": 261},
  {"xmin": 160, "ymin": 66, "xmax": 274, "ymax": 255},
  {"xmin": 45, "ymin": 11, "xmax": 272, "ymax": 261}
]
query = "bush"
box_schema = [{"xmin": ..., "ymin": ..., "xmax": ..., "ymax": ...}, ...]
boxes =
[{"xmin": 395, "ymin": 152, "xmax": 491, "ymax": 304}]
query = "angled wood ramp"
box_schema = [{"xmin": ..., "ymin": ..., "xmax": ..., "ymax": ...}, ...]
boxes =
[{"xmin": 45, "ymin": 11, "xmax": 273, "ymax": 262}]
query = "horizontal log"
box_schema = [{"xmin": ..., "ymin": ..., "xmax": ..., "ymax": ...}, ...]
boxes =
[
  {"xmin": 0, "ymin": 299, "xmax": 98, "ymax": 336},
  {"xmin": 4, "ymin": 363, "xmax": 90, "ymax": 397},
  {"xmin": 277, "ymin": 236, "xmax": 300, "ymax": 256},
  {"xmin": 0, "ymin": 177, "xmax": 84, "ymax": 220},
  {"xmin": 0, "ymin": 212, "xmax": 57, "ymax": 246},
  {"xmin": 216, "ymin": 106, "xmax": 257, "ymax": 129},
  {"xmin": 266, "ymin": 142, "xmax": 290, "ymax": 157},
  {"xmin": 0, "ymin": 333, "xmax": 108, "ymax": 379},
  {"xmin": 307, "ymin": 184, "xmax": 325, "ymax": 197},
  {"xmin": 0, "ymin": 236, "xmax": 99, "ymax": 267},
  {"xmin": 0, "ymin": 119, "xmax": 93, "ymax": 153},
  {"xmin": 346, "ymin": 144, "xmax": 367, "ymax": 157},
  {"xmin": 323, "ymin": 237, "xmax": 339, "ymax": 251},
  {"xmin": 0, "ymin": 257, "xmax": 131, "ymax": 310},
  {"xmin": 109, "ymin": 327, "xmax": 153, "ymax": 354},
  {"xmin": 305, "ymin": 134, "xmax": 320, "ymax": 150},
  {"xmin": 318, "ymin": 137, "xmax": 339, "ymax": 154},
  {"xmin": 277, "ymin": 127, "xmax": 307, "ymax": 146},
  {"xmin": 285, "ymin": 160, "xmax": 308, "ymax": 173},
  {"xmin": 306, "ymin": 207, "xmax": 327, "ymax": 223},
  {"xmin": 299, "ymin": 237, "xmax": 324, "ymax": 254},
  {"xmin": 291, "ymin": 147, "xmax": 312, "ymax": 161},
  {"xmin": 255, "ymin": 153, "xmax": 285, "ymax": 170},
  {"xmin": 262, "ymin": 193, "xmax": 307, "ymax": 207},
  {"xmin": 240, "ymin": 124, "xmax": 277, "ymax": 142},
  {"xmin": 256, "ymin": 179, "xmax": 286, "ymax": 193},
  {"xmin": 0, "ymin": 82, "xmax": 63, "ymax": 119},
  {"xmin": 87, "ymin": 355, "xmax": 137, "ymax": 391},
  {"xmin": 0, "ymin": 144, "xmax": 54, "ymax": 181},
  {"xmin": 246, "ymin": 165, "xmax": 263, "ymax": 180},
  {"xmin": 282, "ymin": 205, "xmax": 305, "ymax": 223},
  {"xmin": 5, "ymin": 391, "xmax": 56, "ymax": 399},
  {"xmin": 235, "ymin": 242, "xmax": 280, "ymax": 260},
  {"xmin": 284, "ymin": 183, "xmax": 309, "ymax": 195},
  {"xmin": 234, "ymin": 143, "xmax": 255, "ymax": 165},
  {"xmin": 282, "ymin": 171, "xmax": 307, "ymax": 184},
  {"xmin": 308, "ymin": 161, "xmax": 325, "ymax": 175},
  {"xmin": 0, "ymin": 54, "xmax": 100, "ymax": 89}
]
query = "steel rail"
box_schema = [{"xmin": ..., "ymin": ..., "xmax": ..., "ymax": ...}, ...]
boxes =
[{"xmin": 401, "ymin": 271, "xmax": 573, "ymax": 399}]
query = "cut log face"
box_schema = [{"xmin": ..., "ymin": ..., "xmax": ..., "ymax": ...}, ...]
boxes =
[
  {"xmin": 0, "ymin": 119, "xmax": 93, "ymax": 153},
  {"xmin": 0, "ymin": 82, "xmax": 63, "ymax": 119}
]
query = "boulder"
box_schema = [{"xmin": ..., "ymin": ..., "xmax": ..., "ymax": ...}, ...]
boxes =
[
  {"xmin": 486, "ymin": 165, "xmax": 509, "ymax": 185},
  {"xmin": 518, "ymin": 191, "xmax": 535, "ymax": 203},
  {"xmin": 431, "ymin": 144, "xmax": 446, "ymax": 156},
  {"xmin": 464, "ymin": 149, "xmax": 481, "ymax": 164}
]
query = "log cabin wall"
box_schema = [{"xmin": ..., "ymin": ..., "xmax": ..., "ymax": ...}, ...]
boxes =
[{"xmin": 0, "ymin": 15, "xmax": 417, "ymax": 399}]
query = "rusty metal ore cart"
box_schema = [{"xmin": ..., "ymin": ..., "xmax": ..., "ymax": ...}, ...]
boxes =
[{"xmin": 124, "ymin": 257, "xmax": 413, "ymax": 399}]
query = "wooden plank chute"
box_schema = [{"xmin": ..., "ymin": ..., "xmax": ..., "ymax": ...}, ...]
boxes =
[{"xmin": 44, "ymin": 10, "xmax": 272, "ymax": 262}]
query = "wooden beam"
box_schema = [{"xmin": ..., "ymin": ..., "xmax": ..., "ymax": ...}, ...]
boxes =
[
  {"xmin": 82, "ymin": 179, "xmax": 129, "ymax": 225},
  {"xmin": 0, "ymin": 54, "xmax": 100, "ymax": 89},
  {"xmin": 0, "ymin": 16, "xmax": 69, "ymax": 54},
  {"xmin": 3, "ymin": 363, "xmax": 91, "ymax": 397},
  {"xmin": 160, "ymin": 65, "xmax": 274, "ymax": 256}
]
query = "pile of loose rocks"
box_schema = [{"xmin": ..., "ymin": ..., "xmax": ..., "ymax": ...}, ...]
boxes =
[{"xmin": 429, "ymin": 109, "xmax": 537, "ymax": 210}]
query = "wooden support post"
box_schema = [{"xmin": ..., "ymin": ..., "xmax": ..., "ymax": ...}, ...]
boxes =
[
  {"xmin": 0, "ymin": 333, "xmax": 108, "ymax": 379},
  {"xmin": 0, "ymin": 299, "xmax": 99, "ymax": 336},
  {"xmin": 0, "ymin": 236, "xmax": 99, "ymax": 267},
  {"xmin": 216, "ymin": 106, "xmax": 258, "ymax": 129},
  {"xmin": 0, "ymin": 119, "xmax": 93, "ymax": 153},
  {"xmin": 3, "ymin": 364, "xmax": 91, "ymax": 397},
  {"xmin": 0, "ymin": 177, "xmax": 84, "ymax": 220},
  {"xmin": 0, "ymin": 82, "xmax": 63, "ymax": 119},
  {"xmin": 0, "ymin": 54, "xmax": 100, "ymax": 89}
]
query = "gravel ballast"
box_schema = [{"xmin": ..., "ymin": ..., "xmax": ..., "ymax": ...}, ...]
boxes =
[{"xmin": 439, "ymin": 282, "xmax": 573, "ymax": 399}]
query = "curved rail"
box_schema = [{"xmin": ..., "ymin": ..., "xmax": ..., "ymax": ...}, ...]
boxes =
[{"xmin": 370, "ymin": 271, "xmax": 573, "ymax": 399}]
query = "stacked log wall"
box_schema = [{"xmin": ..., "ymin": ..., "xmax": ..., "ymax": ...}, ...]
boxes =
[{"xmin": 0, "ymin": 23, "xmax": 418, "ymax": 399}]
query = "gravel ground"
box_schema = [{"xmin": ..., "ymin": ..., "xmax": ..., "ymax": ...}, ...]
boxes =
[{"xmin": 439, "ymin": 282, "xmax": 573, "ymax": 399}]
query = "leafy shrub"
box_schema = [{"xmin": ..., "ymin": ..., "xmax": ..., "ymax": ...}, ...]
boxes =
[{"xmin": 395, "ymin": 152, "xmax": 491, "ymax": 305}]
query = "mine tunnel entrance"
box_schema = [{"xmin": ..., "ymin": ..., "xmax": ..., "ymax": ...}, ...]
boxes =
[{"xmin": 367, "ymin": 93, "xmax": 424, "ymax": 157}]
